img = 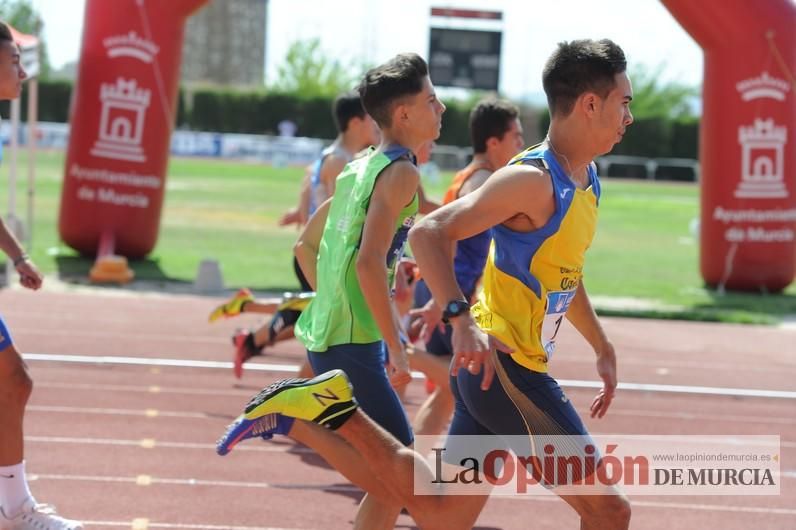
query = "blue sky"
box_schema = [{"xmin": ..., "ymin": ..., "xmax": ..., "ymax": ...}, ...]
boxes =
[{"xmin": 33, "ymin": 0, "xmax": 705, "ymax": 102}]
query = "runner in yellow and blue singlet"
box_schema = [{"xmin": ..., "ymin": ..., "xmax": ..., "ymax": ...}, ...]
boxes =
[{"xmin": 446, "ymin": 143, "xmax": 602, "ymax": 484}]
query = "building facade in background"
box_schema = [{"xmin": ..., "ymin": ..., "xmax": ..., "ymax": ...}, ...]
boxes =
[{"xmin": 181, "ymin": 0, "xmax": 268, "ymax": 86}]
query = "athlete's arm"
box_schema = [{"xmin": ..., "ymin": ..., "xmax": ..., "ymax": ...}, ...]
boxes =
[
  {"xmin": 417, "ymin": 183, "xmax": 440, "ymax": 214},
  {"xmin": 410, "ymin": 167, "xmax": 492, "ymax": 342},
  {"xmin": 293, "ymin": 197, "xmax": 332, "ymax": 290},
  {"xmin": 409, "ymin": 164, "xmax": 550, "ymax": 388},
  {"xmin": 278, "ymin": 167, "xmax": 313, "ymax": 227},
  {"xmin": 410, "ymin": 164, "xmax": 549, "ymax": 313},
  {"xmin": 0, "ymin": 216, "xmax": 42, "ymax": 290},
  {"xmin": 357, "ymin": 160, "xmax": 419, "ymax": 387},
  {"xmin": 319, "ymin": 154, "xmax": 347, "ymax": 198},
  {"xmin": 296, "ymin": 172, "xmax": 312, "ymax": 225},
  {"xmin": 566, "ymin": 280, "xmax": 616, "ymax": 418}
]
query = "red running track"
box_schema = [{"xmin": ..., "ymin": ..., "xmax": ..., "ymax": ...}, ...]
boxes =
[{"xmin": 1, "ymin": 287, "xmax": 794, "ymax": 529}]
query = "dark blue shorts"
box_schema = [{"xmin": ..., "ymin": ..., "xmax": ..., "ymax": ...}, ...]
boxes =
[
  {"xmin": 308, "ymin": 341, "xmax": 413, "ymax": 446},
  {"xmin": 446, "ymin": 350, "xmax": 597, "ymax": 485},
  {"xmin": 0, "ymin": 315, "xmax": 14, "ymax": 351}
]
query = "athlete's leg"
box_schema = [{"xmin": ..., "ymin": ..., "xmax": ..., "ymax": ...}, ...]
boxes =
[
  {"xmin": 296, "ymin": 359, "xmax": 314, "ymax": 378},
  {"xmin": 0, "ymin": 320, "xmax": 82, "ymax": 528},
  {"xmin": 558, "ymin": 490, "xmax": 631, "ymax": 530},
  {"xmin": 407, "ymin": 330, "xmax": 455, "ymax": 436},
  {"xmin": 251, "ymin": 322, "xmax": 293, "ymax": 347},
  {"xmin": 0, "ymin": 343, "xmax": 31, "ymax": 467},
  {"xmin": 237, "ymin": 299, "xmax": 281, "ymax": 314},
  {"xmin": 408, "ymin": 346, "xmax": 454, "ymax": 435},
  {"xmin": 218, "ymin": 369, "xmax": 489, "ymax": 529},
  {"xmin": 307, "ymin": 344, "xmax": 413, "ymax": 529},
  {"xmin": 458, "ymin": 351, "xmax": 631, "ymax": 529},
  {"xmin": 329, "ymin": 357, "xmax": 494, "ymax": 528},
  {"xmin": 412, "ymin": 386, "xmax": 454, "ymax": 436},
  {"xmin": 231, "ymin": 306, "xmax": 306, "ymax": 378},
  {"xmin": 335, "ymin": 411, "xmax": 490, "ymax": 530},
  {"xmin": 286, "ymin": 420, "xmax": 395, "ymax": 503}
]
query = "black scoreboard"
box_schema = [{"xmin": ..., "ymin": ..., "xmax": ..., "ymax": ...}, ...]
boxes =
[{"xmin": 428, "ymin": 27, "xmax": 502, "ymax": 91}]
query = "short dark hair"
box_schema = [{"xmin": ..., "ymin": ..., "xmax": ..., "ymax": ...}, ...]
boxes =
[
  {"xmin": 542, "ymin": 39, "xmax": 627, "ymax": 117},
  {"xmin": 333, "ymin": 90, "xmax": 367, "ymax": 133},
  {"xmin": 358, "ymin": 53, "xmax": 428, "ymax": 127},
  {"xmin": 469, "ymin": 98, "xmax": 519, "ymax": 153},
  {"xmin": 0, "ymin": 21, "xmax": 13, "ymax": 43}
]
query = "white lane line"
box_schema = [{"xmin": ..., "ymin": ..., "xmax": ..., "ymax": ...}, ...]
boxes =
[
  {"xmin": 560, "ymin": 378, "xmax": 796, "ymax": 399},
  {"xmin": 32, "ymin": 383, "xmax": 796, "ymax": 426},
  {"xmin": 28, "ymin": 402, "xmax": 796, "ymax": 431},
  {"xmin": 495, "ymin": 495, "xmax": 796, "ymax": 515},
  {"xmin": 13, "ymin": 327, "xmax": 223, "ymax": 345},
  {"xmin": 28, "ymin": 405, "xmax": 210, "ymax": 419},
  {"xmin": 27, "ymin": 433, "xmax": 796, "ymax": 452},
  {"xmin": 30, "ymin": 474, "xmax": 796, "ymax": 516},
  {"xmin": 560, "ymin": 355, "xmax": 796, "ymax": 375},
  {"xmin": 630, "ymin": 500, "xmax": 796, "ymax": 516},
  {"xmin": 608, "ymin": 409, "xmax": 796, "ymax": 426},
  {"xmin": 32, "ymin": 473, "xmax": 357, "ymax": 492},
  {"xmin": 24, "ymin": 353, "xmax": 796, "ymax": 400},
  {"xmin": 26, "ymin": 435, "xmax": 313, "ymax": 454},
  {"xmin": 36, "ymin": 381, "xmax": 252, "ymax": 397},
  {"xmin": 83, "ymin": 521, "xmax": 306, "ymax": 530}
]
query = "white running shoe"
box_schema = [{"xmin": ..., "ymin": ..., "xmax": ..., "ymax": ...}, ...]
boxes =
[{"xmin": 0, "ymin": 498, "xmax": 83, "ymax": 530}]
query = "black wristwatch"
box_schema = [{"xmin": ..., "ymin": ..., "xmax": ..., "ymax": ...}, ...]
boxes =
[{"xmin": 442, "ymin": 299, "xmax": 470, "ymax": 323}]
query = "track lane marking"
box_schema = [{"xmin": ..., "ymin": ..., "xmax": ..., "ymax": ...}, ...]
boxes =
[
  {"xmin": 26, "ymin": 435, "xmax": 313, "ymax": 453},
  {"xmin": 24, "ymin": 352, "xmax": 796, "ymax": 400},
  {"xmin": 28, "ymin": 473, "xmax": 796, "ymax": 516}
]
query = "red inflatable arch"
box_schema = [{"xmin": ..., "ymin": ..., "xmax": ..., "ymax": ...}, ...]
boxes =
[
  {"xmin": 663, "ymin": 0, "xmax": 796, "ymax": 291},
  {"xmin": 58, "ymin": 0, "xmax": 208, "ymax": 261}
]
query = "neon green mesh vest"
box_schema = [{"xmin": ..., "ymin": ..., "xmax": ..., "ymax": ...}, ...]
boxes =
[{"xmin": 295, "ymin": 145, "xmax": 419, "ymax": 352}]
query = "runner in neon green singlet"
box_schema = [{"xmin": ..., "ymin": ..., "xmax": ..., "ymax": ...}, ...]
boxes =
[{"xmin": 295, "ymin": 145, "xmax": 419, "ymax": 351}]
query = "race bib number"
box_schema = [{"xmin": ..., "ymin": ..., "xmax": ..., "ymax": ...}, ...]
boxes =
[{"xmin": 541, "ymin": 290, "xmax": 577, "ymax": 359}]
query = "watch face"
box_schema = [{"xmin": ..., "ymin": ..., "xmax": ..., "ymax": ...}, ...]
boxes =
[{"xmin": 447, "ymin": 302, "xmax": 459, "ymax": 313}]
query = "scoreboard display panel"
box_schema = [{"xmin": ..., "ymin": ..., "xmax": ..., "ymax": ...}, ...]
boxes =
[{"xmin": 428, "ymin": 27, "xmax": 502, "ymax": 91}]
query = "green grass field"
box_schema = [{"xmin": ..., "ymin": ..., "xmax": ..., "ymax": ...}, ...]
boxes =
[{"xmin": 6, "ymin": 149, "xmax": 796, "ymax": 324}]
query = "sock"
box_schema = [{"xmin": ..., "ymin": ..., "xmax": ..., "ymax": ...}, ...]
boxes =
[
  {"xmin": 0, "ymin": 461, "xmax": 35, "ymax": 518},
  {"xmin": 321, "ymin": 403, "xmax": 358, "ymax": 431}
]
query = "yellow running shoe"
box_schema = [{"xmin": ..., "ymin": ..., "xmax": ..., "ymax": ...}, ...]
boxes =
[
  {"xmin": 243, "ymin": 369, "xmax": 358, "ymax": 429},
  {"xmin": 208, "ymin": 288, "xmax": 254, "ymax": 323}
]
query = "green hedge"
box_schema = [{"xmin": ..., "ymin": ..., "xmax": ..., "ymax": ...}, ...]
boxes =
[
  {"xmin": 0, "ymin": 79, "xmax": 72, "ymax": 122},
  {"xmin": 537, "ymin": 113, "xmax": 699, "ymax": 159},
  {"xmin": 4, "ymin": 80, "xmax": 699, "ymax": 156},
  {"xmin": 185, "ymin": 88, "xmax": 473, "ymax": 143}
]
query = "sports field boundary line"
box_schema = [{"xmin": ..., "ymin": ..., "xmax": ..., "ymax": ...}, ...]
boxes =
[{"xmin": 24, "ymin": 353, "xmax": 796, "ymax": 400}]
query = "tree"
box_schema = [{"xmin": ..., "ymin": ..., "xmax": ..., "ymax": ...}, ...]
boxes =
[
  {"xmin": 0, "ymin": 0, "xmax": 51, "ymax": 78},
  {"xmin": 627, "ymin": 63, "xmax": 699, "ymax": 120},
  {"xmin": 270, "ymin": 38, "xmax": 363, "ymax": 98}
]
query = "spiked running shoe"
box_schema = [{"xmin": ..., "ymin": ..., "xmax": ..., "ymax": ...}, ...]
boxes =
[
  {"xmin": 216, "ymin": 412, "xmax": 295, "ymax": 455},
  {"xmin": 232, "ymin": 329, "xmax": 261, "ymax": 379},
  {"xmin": 208, "ymin": 288, "xmax": 254, "ymax": 323},
  {"xmin": 242, "ymin": 369, "xmax": 357, "ymax": 429}
]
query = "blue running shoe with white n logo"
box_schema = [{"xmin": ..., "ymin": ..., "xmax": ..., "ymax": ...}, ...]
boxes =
[{"xmin": 216, "ymin": 413, "xmax": 294, "ymax": 456}]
